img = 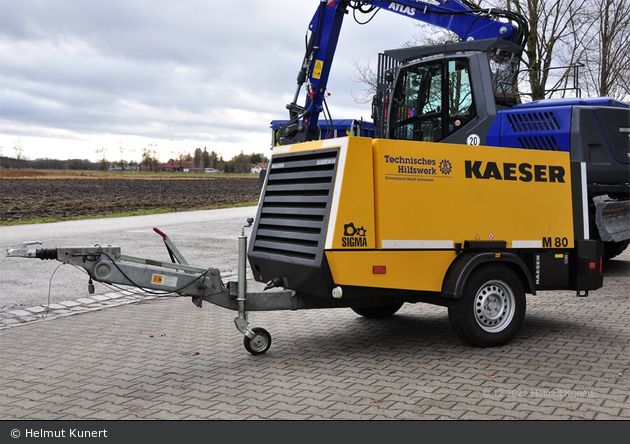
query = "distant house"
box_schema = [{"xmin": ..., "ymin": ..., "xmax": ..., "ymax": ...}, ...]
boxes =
[
  {"xmin": 159, "ymin": 161, "xmax": 194, "ymax": 172},
  {"xmin": 250, "ymin": 162, "xmax": 269, "ymax": 174},
  {"xmin": 107, "ymin": 162, "xmax": 139, "ymax": 172}
]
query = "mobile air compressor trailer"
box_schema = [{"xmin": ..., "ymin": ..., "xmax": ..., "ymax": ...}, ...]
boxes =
[{"xmin": 7, "ymin": 137, "xmax": 603, "ymax": 354}]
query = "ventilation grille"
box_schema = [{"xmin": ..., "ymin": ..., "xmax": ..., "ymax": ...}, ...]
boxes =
[
  {"xmin": 507, "ymin": 111, "xmax": 563, "ymax": 151},
  {"xmin": 251, "ymin": 148, "xmax": 339, "ymax": 263},
  {"xmin": 507, "ymin": 111, "xmax": 561, "ymax": 132},
  {"xmin": 516, "ymin": 135, "xmax": 562, "ymax": 151}
]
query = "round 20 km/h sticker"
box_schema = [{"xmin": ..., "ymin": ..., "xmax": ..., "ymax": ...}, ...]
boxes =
[{"xmin": 467, "ymin": 134, "xmax": 480, "ymax": 145}]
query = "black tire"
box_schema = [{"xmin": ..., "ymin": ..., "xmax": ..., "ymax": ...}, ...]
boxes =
[
  {"xmin": 448, "ymin": 264, "xmax": 525, "ymax": 347},
  {"xmin": 243, "ymin": 327, "xmax": 272, "ymax": 355},
  {"xmin": 603, "ymin": 240, "xmax": 629, "ymax": 261},
  {"xmin": 351, "ymin": 301, "xmax": 404, "ymax": 319}
]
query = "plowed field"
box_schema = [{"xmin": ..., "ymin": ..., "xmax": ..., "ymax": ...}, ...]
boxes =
[{"xmin": 0, "ymin": 175, "xmax": 261, "ymax": 222}]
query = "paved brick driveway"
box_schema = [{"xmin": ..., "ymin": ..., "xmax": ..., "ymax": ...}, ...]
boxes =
[{"xmin": 0, "ymin": 251, "xmax": 627, "ymax": 420}]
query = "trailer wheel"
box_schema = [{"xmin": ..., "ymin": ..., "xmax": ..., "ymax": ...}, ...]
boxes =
[
  {"xmin": 448, "ymin": 264, "xmax": 525, "ymax": 347},
  {"xmin": 244, "ymin": 327, "xmax": 272, "ymax": 355},
  {"xmin": 351, "ymin": 301, "xmax": 403, "ymax": 319}
]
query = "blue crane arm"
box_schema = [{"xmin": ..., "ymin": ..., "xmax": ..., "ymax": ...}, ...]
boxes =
[
  {"xmin": 357, "ymin": 1, "xmax": 522, "ymax": 42},
  {"xmin": 278, "ymin": 0, "xmax": 528, "ymax": 144}
]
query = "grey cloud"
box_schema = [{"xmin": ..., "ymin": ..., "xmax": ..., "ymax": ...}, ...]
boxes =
[{"xmin": 1, "ymin": 0, "xmax": 418, "ymax": 160}]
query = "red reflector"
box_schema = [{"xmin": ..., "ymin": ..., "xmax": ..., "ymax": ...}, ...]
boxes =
[
  {"xmin": 373, "ymin": 266, "xmax": 386, "ymax": 274},
  {"xmin": 600, "ymin": 258, "xmax": 603, "ymax": 274},
  {"xmin": 589, "ymin": 262, "xmax": 596, "ymax": 269}
]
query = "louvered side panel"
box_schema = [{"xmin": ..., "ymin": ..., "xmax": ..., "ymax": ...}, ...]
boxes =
[{"xmin": 250, "ymin": 148, "xmax": 339, "ymax": 264}]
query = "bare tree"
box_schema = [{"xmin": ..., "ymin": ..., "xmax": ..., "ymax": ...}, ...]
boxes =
[
  {"xmin": 95, "ymin": 145, "xmax": 109, "ymax": 171},
  {"xmin": 168, "ymin": 138, "xmax": 186, "ymax": 170},
  {"xmin": 12, "ymin": 139, "xmax": 25, "ymax": 170},
  {"xmin": 565, "ymin": 0, "xmax": 630, "ymax": 100},
  {"xmin": 481, "ymin": 0, "xmax": 587, "ymax": 100},
  {"xmin": 170, "ymin": 147, "xmax": 192, "ymax": 171},
  {"xmin": 350, "ymin": 22, "xmax": 456, "ymax": 104},
  {"xmin": 202, "ymin": 147, "xmax": 218, "ymax": 169},
  {"xmin": 350, "ymin": 58, "xmax": 378, "ymax": 104},
  {"xmin": 193, "ymin": 148, "xmax": 203, "ymax": 169},
  {"xmin": 117, "ymin": 140, "xmax": 126, "ymax": 171},
  {"xmin": 352, "ymin": 0, "xmax": 630, "ymax": 103},
  {"xmin": 127, "ymin": 147, "xmax": 137, "ymax": 171},
  {"xmin": 141, "ymin": 143, "xmax": 160, "ymax": 172}
]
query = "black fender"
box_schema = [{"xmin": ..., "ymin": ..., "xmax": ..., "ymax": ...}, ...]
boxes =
[{"xmin": 441, "ymin": 251, "xmax": 535, "ymax": 298}]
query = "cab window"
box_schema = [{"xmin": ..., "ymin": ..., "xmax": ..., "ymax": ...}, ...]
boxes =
[
  {"xmin": 389, "ymin": 62, "xmax": 443, "ymax": 142},
  {"xmin": 389, "ymin": 58, "xmax": 476, "ymax": 142},
  {"xmin": 447, "ymin": 59, "xmax": 476, "ymax": 135}
]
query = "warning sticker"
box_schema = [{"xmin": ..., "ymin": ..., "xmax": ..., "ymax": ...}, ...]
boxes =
[
  {"xmin": 151, "ymin": 274, "xmax": 178, "ymax": 287},
  {"xmin": 313, "ymin": 60, "xmax": 324, "ymax": 79}
]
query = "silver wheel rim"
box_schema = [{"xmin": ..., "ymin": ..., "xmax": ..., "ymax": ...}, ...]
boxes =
[
  {"xmin": 474, "ymin": 279, "xmax": 516, "ymax": 333},
  {"xmin": 249, "ymin": 333, "xmax": 269, "ymax": 353}
]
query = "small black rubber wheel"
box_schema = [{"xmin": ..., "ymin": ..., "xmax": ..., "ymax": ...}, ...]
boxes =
[
  {"xmin": 243, "ymin": 327, "xmax": 272, "ymax": 355},
  {"xmin": 351, "ymin": 301, "xmax": 404, "ymax": 319},
  {"xmin": 448, "ymin": 264, "xmax": 525, "ymax": 347}
]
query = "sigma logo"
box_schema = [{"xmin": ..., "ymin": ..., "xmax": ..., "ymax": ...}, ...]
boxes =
[
  {"xmin": 388, "ymin": 2, "xmax": 416, "ymax": 16},
  {"xmin": 342, "ymin": 222, "xmax": 367, "ymax": 247}
]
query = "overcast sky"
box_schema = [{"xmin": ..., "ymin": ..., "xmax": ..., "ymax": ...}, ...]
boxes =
[{"xmin": 0, "ymin": 0, "xmax": 420, "ymax": 163}]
